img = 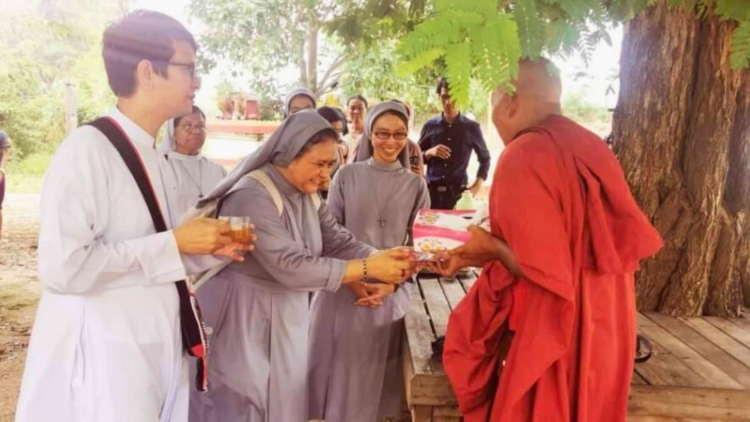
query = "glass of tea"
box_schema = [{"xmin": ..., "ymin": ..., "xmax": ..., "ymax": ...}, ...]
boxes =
[{"xmin": 219, "ymin": 216, "xmax": 252, "ymax": 243}]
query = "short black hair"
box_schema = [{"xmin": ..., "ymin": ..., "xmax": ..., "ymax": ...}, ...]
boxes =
[
  {"xmin": 174, "ymin": 106, "xmax": 206, "ymax": 127},
  {"xmin": 103, "ymin": 10, "xmax": 197, "ymax": 97},
  {"xmin": 294, "ymin": 128, "xmax": 339, "ymax": 160},
  {"xmin": 335, "ymin": 108, "xmax": 349, "ymax": 136},
  {"xmin": 436, "ymin": 77, "xmax": 450, "ymax": 95},
  {"xmin": 346, "ymin": 95, "xmax": 368, "ymax": 109},
  {"xmin": 317, "ymin": 106, "xmax": 346, "ymax": 126}
]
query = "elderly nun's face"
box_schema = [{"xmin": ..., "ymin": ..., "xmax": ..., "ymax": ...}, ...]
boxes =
[
  {"xmin": 284, "ymin": 134, "xmax": 338, "ymax": 194},
  {"xmin": 174, "ymin": 112, "xmax": 207, "ymax": 155},
  {"xmin": 289, "ymin": 95, "xmax": 315, "ymax": 114},
  {"xmin": 371, "ymin": 113, "xmax": 408, "ymax": 164}
]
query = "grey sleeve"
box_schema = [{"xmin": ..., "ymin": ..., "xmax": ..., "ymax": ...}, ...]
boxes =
[
  {"xmin": 220, "ymin": 185, "xmax": 346, "ymax": 293},
  {"xmin": 326, "ymin": 168, "xmax": 346, "ymax": 224},
  {"xmin": 319, "ymin": 202, "xmax": 377, "ymax": 260},
  {"xmin": 407, "ymin": 179, "xmax": 432, "ymax": 246}
]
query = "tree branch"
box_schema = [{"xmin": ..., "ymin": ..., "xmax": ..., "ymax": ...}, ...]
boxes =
[{"xmin": 316, "ymin": 52, "xmax": 348, "ymax": 93}]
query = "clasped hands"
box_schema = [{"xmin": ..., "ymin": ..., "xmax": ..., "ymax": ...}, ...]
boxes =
[{"xmin": 350, "ymin": 247, "xmax": 416, "ymax": 308}]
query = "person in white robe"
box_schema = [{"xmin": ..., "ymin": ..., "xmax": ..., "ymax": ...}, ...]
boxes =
[
  {"xmin": 188, "ymin": 110, "xmax": 415, "ymax": 422},
  {"xmin": 160, "ymin": 106, "xmax": 227, "ymax": 224},
  {"xmin": 15, "ymin": 11, "xmax": 253, "ymax": 422},
  {"xmin": 308, "ymin": 101, "xmax": 430, "ymax": 421}
]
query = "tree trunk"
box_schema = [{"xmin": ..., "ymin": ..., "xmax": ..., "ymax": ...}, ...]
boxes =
[
  {"xmin": 612, "ymin": 1, "xmax": 750, "ymax": 317},
  {"xmin": 307, "ymin": 22, "xmax": 319, "ymax": 94}
]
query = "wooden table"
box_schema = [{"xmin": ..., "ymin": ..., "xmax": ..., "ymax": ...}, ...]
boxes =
[{"xmin": 403, "ymin": 271, "xmax": 750, "ymax": 421}]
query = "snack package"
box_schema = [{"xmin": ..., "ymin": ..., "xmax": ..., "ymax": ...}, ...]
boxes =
[{"xmin": 413, "ymin": 209, "xmax": 476, "ymax": 262}]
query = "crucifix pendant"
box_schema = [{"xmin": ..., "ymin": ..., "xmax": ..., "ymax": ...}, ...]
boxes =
[{"xmin": 379, "ymin": 217, "xmax": 385, "ymax": 228}]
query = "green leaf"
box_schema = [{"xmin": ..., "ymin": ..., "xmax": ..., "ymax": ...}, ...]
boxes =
[
  {"xmin": 544, "ymin": 0, "xmax": 589, "ymax": 21},
  {"xmin": 730, "ymin": 20, "xmax": 750, "ymax": 69},
  {"xmin": 397, "ymin": 47, "xmax": 446, "ymax": 77},
  {"xmin": 444, "ymin": 42, "xmax": 472, "ymax": 109},
  {"xmin": 514, "ymin": 0, "xmax": 545, "ymax": 58},
  {"xmin": 717, "ymin": 0, "xmax": 750, "ymax": 21}
]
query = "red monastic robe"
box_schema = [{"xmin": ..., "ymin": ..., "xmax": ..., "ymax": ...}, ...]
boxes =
[{"xmin": 443, "ymin": 114, "xmax": 663, "ymax": 422}]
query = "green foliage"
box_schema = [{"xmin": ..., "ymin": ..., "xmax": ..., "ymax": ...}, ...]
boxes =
[
  {"xmin": 515, "ymin": 0, "xmax": 544, "ymax": 59},
  {"xmin": 190, "ymin": 0, "xmax": 356, "ymax": 99},
  {"xmin": 396, "ymin": 0, "xmax": 523, "ymax": 109},
  {"xmin": 0, "ymin": 1, "xmax": 120, "ymax": 159},
  {"xmin": 561, "ymin": 89, "xmax": 611, "ymax": 135},
  {"xmin": 731, "ymin": 21, "xmax": 750, "ymax": 70},
  {"xmin": 395, "ymin": 0, "xmax": 750, "ymax": 110},
  {"xmin": 716, "ymin": 0, "xmax": 750, "ymax": 21}
]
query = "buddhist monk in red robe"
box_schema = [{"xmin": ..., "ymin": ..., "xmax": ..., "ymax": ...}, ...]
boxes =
[{"xmin": 435, "ymin": 58, "xmax": 663, "ymax": 421}]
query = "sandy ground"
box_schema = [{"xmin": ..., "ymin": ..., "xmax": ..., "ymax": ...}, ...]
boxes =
[{"xmin": 0, "ymin": 193, "xmax": 42, "ymax": 421}]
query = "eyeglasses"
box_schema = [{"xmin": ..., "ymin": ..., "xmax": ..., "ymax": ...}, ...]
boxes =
[
  {"xmin": 374, "ymin": 131, "xmax": 408, "ymax": 141},
  {"xmin": 156, "ymin": 61, "xmax": 199, "ymax": 80},
  {"xmin": 348, "ymin": 105, "xmax": 365, "ymax": 112},
  {"xmin": 177, "ymin": 124, "xmax": 207, "ymax": 133}
]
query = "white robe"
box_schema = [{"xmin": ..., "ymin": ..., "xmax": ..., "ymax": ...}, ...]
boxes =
[
  {"xmin": 163, "ymin": 152, "xmax": 226, "ymax": 225},
  {"xmin": 15, "ymin": 108, "xmax": 210, "ymax": 422}
]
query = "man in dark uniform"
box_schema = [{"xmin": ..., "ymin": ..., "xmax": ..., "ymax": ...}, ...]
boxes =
[{"xmin": 419, "ymin": 78, "xmax": 491, "ymax": 209}]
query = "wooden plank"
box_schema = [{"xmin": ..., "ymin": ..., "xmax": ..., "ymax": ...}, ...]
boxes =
[
  {"xmin": 420, "ymin": 275, "xmax": 452, "ymax": 338},
  {"xmin": 648, "ymin": 312, "xmax": 750, "ymax": 389},
  {"xmin": 404, "ymin": 283, "xmax": 439, "ymax": 378},
  {"xmin": 638, "ymin": 314, "xmax": 742, "ymax": 389},
  {"xmin": 631, "ymin": 319, "xmax": 709, "ymax": 388},
  {"xmin": 705, "ymin": 317, "xmax": 750, "ymax": 351},
  {"xmin": 438, "ymin": 277, "xmax": 466, "ymax": 311},
  {"xmin": 727, "ymin": 315, "xmax": 750, "ymax": 334},
  {"xmin": 433, "ymin": 405, "xmax": 462, "ymax": 422},
  {"xmin": 457, "ymin": 271, "xmax": 477, "ymax": 292},
  {"xmin": 404, "ymin": 280, "xmax": 456, "ymax": 408},
  {"xmin": 628, "ymin": 385, "xmax": 750, "ymax": 420},
  {"xmin": 681, "ymin": 317, "xmax": 750, "ymax": 372},
  {"xmin": 411, "ymin": 405, "xmax": 433, "ymax": 422},
  {"xmin": 632, "ymin": 371, "xmax": 648, "ymax": 385}
]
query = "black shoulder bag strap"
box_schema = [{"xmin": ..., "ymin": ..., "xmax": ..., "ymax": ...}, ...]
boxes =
[{"xmin": 88, "ymin": 117, "xmax": 209, "ymax": 392}]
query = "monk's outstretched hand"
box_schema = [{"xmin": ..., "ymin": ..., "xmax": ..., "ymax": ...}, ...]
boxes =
[{"xmin": 434, "ymin": 226, "xmax": 523, "ymax": 278}]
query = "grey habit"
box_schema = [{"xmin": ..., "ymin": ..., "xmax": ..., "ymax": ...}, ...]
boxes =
[
  {"xmin": 188, "ymin": 110, "xmax": 376, "ymax": 422},
  {"xmin": 284, "ymin": 87, "xmax": 317, "ymax": 115},
  {"xmin": 308, "ymin": 102, "xmax": 430, "ymax": 422}
]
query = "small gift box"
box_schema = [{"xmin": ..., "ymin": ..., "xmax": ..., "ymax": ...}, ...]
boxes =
[{"xmin": 413, "ymin": 209, "xmax": 476, "ymax": 261}]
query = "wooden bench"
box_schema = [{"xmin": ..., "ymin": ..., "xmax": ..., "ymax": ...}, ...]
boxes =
[{"xmin": 403, "ymin": 271, "xmax": 750, "ymax": 421}]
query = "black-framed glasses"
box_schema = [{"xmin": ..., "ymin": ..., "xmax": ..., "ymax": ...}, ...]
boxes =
[
  {"xmin": 374, "ymin": 131, "xmax": 408, "ymax": 141},
  {"xmin": 177, "ymin": 123, "xmax": 206, "ymax": 133},
  {"xmin": 156, "ymin": 61, "xmax": 198, "ymax": 79}
]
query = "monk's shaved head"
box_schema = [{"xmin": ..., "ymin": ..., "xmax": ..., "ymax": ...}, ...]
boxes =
[
  {"xmin": 513, "ymin": 58, "xmax": 562, "ymax": 104},
  {"xmin": 492, "ymin": 57, "xmax": 564, "ymax": 145}
]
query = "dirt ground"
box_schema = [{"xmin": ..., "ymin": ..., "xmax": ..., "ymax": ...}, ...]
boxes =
[{"xmin": 0, "ymin": 193, "xmax": 42, "ymax": 422}]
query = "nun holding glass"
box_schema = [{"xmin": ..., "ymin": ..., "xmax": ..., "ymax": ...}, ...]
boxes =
[{"xmin": 188, "ymin": 110, "xmax": 414, "ymax": 422}]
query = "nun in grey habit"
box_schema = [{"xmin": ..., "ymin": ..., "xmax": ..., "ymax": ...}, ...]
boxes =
[
  {"xmin": 284, "ymin": 87, "xmax": 317, "ymax": 116},
  {"xmin": 308, "ymin": 101, "xmax": 430, "ymax": 422},
  {"xmin": 188, "ymin": 110, "xmax": 411, "ymax": 422}
]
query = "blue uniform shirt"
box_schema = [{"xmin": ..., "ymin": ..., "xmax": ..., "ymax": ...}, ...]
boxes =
[{"xmin": 418, "ymin": 113, "xmax": 491, "ymax": 187}]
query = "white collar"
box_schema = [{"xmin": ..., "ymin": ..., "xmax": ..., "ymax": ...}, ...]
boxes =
[{"xmin": 106, "ymin": 107, "xmax": 157, "ymax": 149}]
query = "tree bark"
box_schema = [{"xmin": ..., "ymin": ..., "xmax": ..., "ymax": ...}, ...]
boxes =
[
  {"xmin": 307, "ymin": 22, "xmax": 319, "ymax": 94},
  {"xmin": 613, "ymin": 1, "xmax": 750, "ymax": 317}
]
